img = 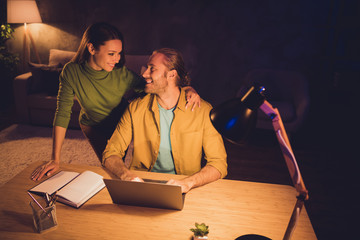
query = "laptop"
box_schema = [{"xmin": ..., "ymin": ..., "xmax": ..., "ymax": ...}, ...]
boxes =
[{"xmin": 103, "ymin": 178, "xmax": 185, "ymax": 210}]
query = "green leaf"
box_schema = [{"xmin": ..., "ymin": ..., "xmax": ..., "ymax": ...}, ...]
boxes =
[{"xmin": 190, "ymin": 222, "xmax": 209, "ymax": 237}]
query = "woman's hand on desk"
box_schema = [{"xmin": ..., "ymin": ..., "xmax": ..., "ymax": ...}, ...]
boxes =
[{"xmin": 31, "ymin": 160, "xmax": 60, "ymax": 181}]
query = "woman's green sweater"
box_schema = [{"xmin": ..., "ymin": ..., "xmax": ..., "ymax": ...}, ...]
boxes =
[{"xmin": 54, "ymin": 61, "xmax": 143, "ymax": 128}]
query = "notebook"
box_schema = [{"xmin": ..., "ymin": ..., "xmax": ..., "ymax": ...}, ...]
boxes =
[{"xmin": 103, "ymin": 178, "xmax": 185, "ymax": 210}]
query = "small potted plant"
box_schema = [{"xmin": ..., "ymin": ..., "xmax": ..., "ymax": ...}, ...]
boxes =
[{"xmin": 190, "ymin": 222, "xmax": 209, "ymax": 240}]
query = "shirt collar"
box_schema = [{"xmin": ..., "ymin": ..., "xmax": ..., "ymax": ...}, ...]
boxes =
[
  {"xmin": 150, "ymin": 88, "xmax": 187, "ymax": 113},
  {"xmin": 176, "ymin": 88, "xmax": 187, "ymax": 112}
]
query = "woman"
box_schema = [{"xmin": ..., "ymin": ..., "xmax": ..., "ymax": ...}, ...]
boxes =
[{"xmin": 31, "ymin": 22, "xmax": 200, "ymax": 181}]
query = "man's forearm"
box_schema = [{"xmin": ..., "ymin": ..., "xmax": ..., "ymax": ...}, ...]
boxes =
[
  {"xmin": 168, "ymin": 165, "xmax": 221, "ymax": 193},
  {"xmin": 104, "ymin": 155, "xmax": 138, "ymax": 181},
  {"xmin": 185, "ymin": 165, "xmax": 221, "ymax": 189}
]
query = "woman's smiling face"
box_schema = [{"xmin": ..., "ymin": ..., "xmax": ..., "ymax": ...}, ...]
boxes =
[{"xmin": 87, "ymin": 39, "xmax": 122, "ymax": 72}]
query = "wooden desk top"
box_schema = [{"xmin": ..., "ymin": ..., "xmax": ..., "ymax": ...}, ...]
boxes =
[{"xmin": 0, "ymin": 162, "xmax": 317, "ymax": 240}]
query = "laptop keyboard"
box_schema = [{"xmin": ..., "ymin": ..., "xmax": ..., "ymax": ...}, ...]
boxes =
[{"xmin": 143, "ymin": 178, "xmax": 168, "ymax": 184}]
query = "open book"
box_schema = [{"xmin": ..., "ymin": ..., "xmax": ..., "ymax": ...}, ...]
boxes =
[{"xmin": 29, "ymin": 171, "xmax": 105, "ymax": 208}]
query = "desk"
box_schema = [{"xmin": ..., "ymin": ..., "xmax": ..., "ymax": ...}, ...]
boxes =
[{"xmin": 0, "ymin": 161, "xmax": 317, "ymax": 239}]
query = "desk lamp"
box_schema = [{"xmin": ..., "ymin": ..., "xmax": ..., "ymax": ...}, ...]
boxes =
[
  {"xmin": 210, "ymin": 86, "xmax": 309, "ymax": 240},
  {"xmin": 7, "ymin": 0, "xmax": 42, "ymax": 68}
]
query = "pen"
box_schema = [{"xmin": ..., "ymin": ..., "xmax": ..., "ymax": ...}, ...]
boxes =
[
  {"xmin": 49, "ymin": 195, "xmax": 57, "ymax": 207},
  {"xmin": 45, "ymin": 192, "xmax": 50, "ymax": 205},
  {"xmin": 48, "ymin": 191, "xmax": 58, "ymax": 206},
  {"xmin": 27, "ymin": 192, "xmax": 50, "ymax": 217}
]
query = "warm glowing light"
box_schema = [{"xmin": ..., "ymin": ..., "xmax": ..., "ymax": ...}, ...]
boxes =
[{"xmin": 7, "ymin": 0, "xmax": 42, "ymax": 23}]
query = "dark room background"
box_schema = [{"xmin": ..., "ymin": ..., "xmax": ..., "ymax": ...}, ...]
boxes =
[
  {"xmin": 1, "ymin": 0, "xmax": 360, "ymax": 238},
  {"xmin": 3, "ymin": 0, "xmax": 359, "ymax": 107},
  {"xmin": 2, "ymin": 0, "xmax": 358, "ymax": 150}
]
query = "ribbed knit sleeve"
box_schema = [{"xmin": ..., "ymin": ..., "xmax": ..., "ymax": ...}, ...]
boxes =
[{"xmin": 53, "ymin": 63, "xmax": 76, "ymax": 128}]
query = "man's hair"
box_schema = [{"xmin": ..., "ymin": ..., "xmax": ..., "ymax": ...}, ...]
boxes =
[
  {"xmin": 72, "ymin": 22, "xmax": 126, "ymax": 67},
  {"xmin": 152, "ymin": 48, "xmax": 191, "ymax": 87}
]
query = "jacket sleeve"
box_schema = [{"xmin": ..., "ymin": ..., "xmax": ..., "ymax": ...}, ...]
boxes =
[
  {"xmin": 102, "ymin": 104, "xmax": 133, "ymax": 165},
  {"xmin": 202, "ymin": 104, "xmax": 228, "ymax": 178}
]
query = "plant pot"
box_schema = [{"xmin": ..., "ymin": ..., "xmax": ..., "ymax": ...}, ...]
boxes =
[{"xmin": 193, "ymin": 236, "xmax": 208, "ymax": 240}]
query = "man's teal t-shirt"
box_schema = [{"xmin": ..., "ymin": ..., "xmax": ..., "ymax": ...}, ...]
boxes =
[{"xmin": 151, "ymin": 103, "xmax": 176, "ymax": 174}]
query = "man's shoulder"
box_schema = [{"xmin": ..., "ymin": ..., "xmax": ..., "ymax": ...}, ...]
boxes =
[
  {"xmin": 195, "ymin": 98, "xmax": 213, "ymax": 113},
  {"xmin": 128, "ymin": 94, "xmax": 153, "ymax": 111},
  {"xmin": 200, "ymin": 98, "xmax": 213, "ymax": 109}
]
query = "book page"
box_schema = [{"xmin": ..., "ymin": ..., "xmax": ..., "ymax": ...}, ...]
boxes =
[
  {"xmin": 57, "ymin": 171, "xmax": 105, "ymax": 207},
  {"xmin": 30, "ymin": 171, "xmax": 79, "ymax": 195}
]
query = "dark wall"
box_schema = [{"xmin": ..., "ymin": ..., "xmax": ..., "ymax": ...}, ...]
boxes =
[{"xmin": 6, "ymin": 0, "xmax": 360, "ymax": 109}]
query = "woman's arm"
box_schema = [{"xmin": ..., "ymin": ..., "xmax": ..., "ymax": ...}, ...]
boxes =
[
  {"xmin": 31, "ymin": 126, "xmax": 67, "ymax": 181},
  {"xmin": 31, "ymin": 65, "xmax": 76, "ymax": 181}
]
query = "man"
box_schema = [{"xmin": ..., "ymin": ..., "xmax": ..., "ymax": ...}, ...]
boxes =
[{"xmin": 102, "ymin": 48, "xmax": 227, "ymax": 193}]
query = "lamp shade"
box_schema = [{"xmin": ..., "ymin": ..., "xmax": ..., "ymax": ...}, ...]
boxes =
[
  {"xmin": 7, "ymin": 0, "xmax": 42, "ymax": 23},
  {"xmin": 210, "ymin": 86, "xmax": 266, "ymax": 144}
]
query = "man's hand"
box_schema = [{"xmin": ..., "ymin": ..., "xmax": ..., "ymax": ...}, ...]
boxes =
[
  {"xmin": 131, "ymin": 177, "xmax": 144, "ymax": 182},
  {"xmin": 166, "ymin": 179, "xmax": 193, "ymax": 193},
  {"xmin": 31, "ymin": 160, "xmax": 60, "ymax": 181},
  {"xmin": 120, "ymin": 171, "xmax": 144, "ymax": 182},
  {"xmin": 183, "ymin": 86, "xmax": 201, "ymax": 111}
]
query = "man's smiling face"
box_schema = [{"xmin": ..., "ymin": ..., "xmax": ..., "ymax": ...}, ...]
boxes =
[{"xmin": 142, "ymin": 53, "xmax": 171, "ymax": 95}]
